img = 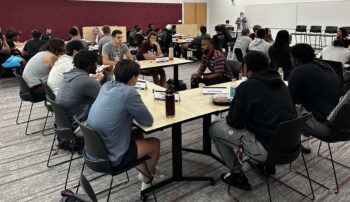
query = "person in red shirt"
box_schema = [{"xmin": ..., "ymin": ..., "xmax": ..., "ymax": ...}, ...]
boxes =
[{"xmin": 138, "ymin": 32, "xmax": 166, "ymax": 87}]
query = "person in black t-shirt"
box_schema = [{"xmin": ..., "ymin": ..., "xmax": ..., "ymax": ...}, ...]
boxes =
[
  {"xmin": 138, "ymin": 32, "xmax": 166, "ymax": 87},
  {"xmin": 289, "ymin": 43, "xmax": 343, "ymax": 153},
  {"xmin": 23, "ymin": 30, "xmax": 46, "ymax": 61}
]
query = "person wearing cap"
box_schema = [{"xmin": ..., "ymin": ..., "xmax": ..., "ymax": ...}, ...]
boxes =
[
  {"xmin": 22, "ymin": 30, "xmax": 46, "ymax": 61},
  {"xmin": 48, "ymin": 40, "xmax": 92, "ymax": 95},
  {"xmin": 158, "ymin": 24, "xmax": 173, "ymax": 54},
  {"xmin": 102, "ymin": 29, "xmax": 133, "ymax": 69},
  {"xmin": 22, "ymin": 38, "xmax": 65, "ymax": 101}
]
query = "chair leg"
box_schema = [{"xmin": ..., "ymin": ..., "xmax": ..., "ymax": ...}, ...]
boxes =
[
  {"xmin": 317, "ymin": 141, "xmax": 323, "ymax": 156},
  {"xmin": 107, "ymin": 176, "xmax": 114, "ymax": 202},
  {"xmin": 47, "ymin": 133, "xmax": 57, "ymax": 167},
  {"xmin": 25, "ymin": 103, "xmax": 34, "ymax": 135},
  {"xmin": 327, "ymin": 143, "xmax": 339, "ymax": 194},
  {"xmin": 16, "ymin": 100, "xmax": 23, "ymax": 124},
  {"xmin": 144, "ymin": 161, "xmax": 157, "ymax": 202},
  {"xmin": 64, "ymin": 141, "xmax": 76, "ymax": 190},
  {"xmin": 301, "ymin": 152, "xmax": 315, "ymax": 200},
  {"xmin": 42, "ymin": 110, "xmax": 50, "ymax": 136},
  {"xmin": 76, "ymin": 161, "xmax": 86, "ymax": 194},
  {"xmin": 265, "ymin": 172, "xmax": 272, "ymax": 202}
]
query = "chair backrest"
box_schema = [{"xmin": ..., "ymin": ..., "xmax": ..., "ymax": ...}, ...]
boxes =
[
  {"xmin": 41, "ymin": 82, "xmax": 56, "ymax": 101},
  {"xmin": 325, "ymin": 26, "xmax": 338, "ymax": 34},
  {"xmin": 234, "ymin": 48, "xmax": 244, "ymax": 63},
  {"xmin": 266, "ymin": 114, "xmax": 311, "ymax": 165},
  {"xmin": 226, "ymin": 60, "xmax": 241, "ymax": 79},
  {"xmin": 342, "ymin": 27, "xmax": 350, "ymax": 35},
  {"xmin": 13, "ymin": 72, "xmax": 32, "ymax": 100},
  {"xmin": 319, "ymin": 60, "xmax": 344, "ymax": 82},
  {"xmin": 80, "ymin": 174, "xmax": 98, "ymax": 202},
  {"xmin": 46, "ymin": 97, "xmax": 75, "ymax": 139},
  {"xmin": 310, "ymin": 25, "xmax": 322, "ymax": 33},
  {"xmin": 296, "ymin": 25, "xmax": 307, "ymax": 33},
  {"xmin": 77, "ymin": 119, "xmax": 112, "ymax": 173},
  {"xmin": 329, "ymin": 90, "xmax": 350, "ymax": 134}
]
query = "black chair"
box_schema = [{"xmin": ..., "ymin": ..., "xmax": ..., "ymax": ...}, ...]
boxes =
[
  {"xmin": 294, "ymin": 25, "xmax": 308, "ymax": 44},
  {"xmin": 234, "ymin": 48, "xmax": 243, "ymax": 63},
  {"xmin": 40, "ymin": 81, "xmax": 56, "ymax": 136},
  {"xmin": 46, "ymin": 97, "xmax": 82, "ymax": 189},
  {"xmin": 319, "ymin": 60, "xmax": 344, "ymax": 82},
  {"xmin": 309, "ymin": 26, "xmax": 322, "ymax": 50},
  {"xmin": 229, "ymin": 114, "xmax": 314, "ymax": 201},
  {"xmin": 342, "ymin": 27, "xmax": 350, "ymax": 35},
  {"xmin": 75, "ymin": 119, "xmax": 156, "ymax": 201},
  {"xmin": 80, "ymin": 174, "xmax": 98, "ymax": 202},
  {"xmin": 226, "ymin": 60, "xmax": 240, "ymax": 79},
  {"xmin": 13, "ymin": 72, "xmax": 47, "ymax": 135},
  {"xmin": 298, "ymin": 90, "xmax": 350, "ymax": 194},
  {"xmin": 324, "ymin": 26, "xmax": 338, "ymax": 46}
]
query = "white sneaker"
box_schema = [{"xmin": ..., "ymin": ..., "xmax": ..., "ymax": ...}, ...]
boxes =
[
  {"xmin": 301, "ymin": 135, "xmax": 311, "ymax": 154},
  {"xmin": 140, "ymin": 169, "xmax": 166, "ymax": 191},
  {"xmin": 138, "ymin": 166, "xmax": 162, "ymax": 181}
]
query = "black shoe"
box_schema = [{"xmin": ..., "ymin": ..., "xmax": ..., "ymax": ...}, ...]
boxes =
[
  {"xmin": 247, "ymin": 160, "xmax": 276, "ymax": 176},
  {"xmin": 300, "ymin": 144, "xmax": 311, "ymax": 154},
  {"xmin": 221, "ymin": 172, "xmax": 251, "ymax": 191}
]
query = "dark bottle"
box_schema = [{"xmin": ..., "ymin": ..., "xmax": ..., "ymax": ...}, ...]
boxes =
[{"xmin": 165, "ymin": 86, "xmax": 175, "ymax": 117}]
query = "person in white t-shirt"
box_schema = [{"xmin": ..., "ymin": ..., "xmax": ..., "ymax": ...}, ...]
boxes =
[
  {"xmin": 249, "ymin": 29, "xmax": 272, "ymax": 60},
  {"xmin": 47, "ymin": 40, "xmax": 85, "ymax": 95},
  {"xmin": 322, "ymin": 38, "xmax": 350, "ymax": 65}
]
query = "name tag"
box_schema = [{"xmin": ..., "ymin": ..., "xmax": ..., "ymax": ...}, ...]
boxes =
[
  {"xmin": 155, "ymin": 57, "xmax": 169, "ymax": 63},
  {"xmin": 153, "ymin": 90, "xmax": 180, "ymax": 102},
  {"xmin": 202, "ymin": 87, "xmax": 228, "ymax": 95},
  {"xmin": 135, "ymin": 80, "xmax": 147, "ymax": 90}
]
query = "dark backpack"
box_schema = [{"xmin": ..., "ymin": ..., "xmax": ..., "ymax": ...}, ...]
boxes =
[
  {"xmin": 59, "ymin": 189, "xmax": 89, "ymax": 202},
  {"xmin": 57, "ymin": 136, "xmax": 84, "ymax": 155}
]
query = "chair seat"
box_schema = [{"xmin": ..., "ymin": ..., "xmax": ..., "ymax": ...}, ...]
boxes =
[{"xmin": 110, "ymin": 155, "xmax": 151, "ymax": 176}]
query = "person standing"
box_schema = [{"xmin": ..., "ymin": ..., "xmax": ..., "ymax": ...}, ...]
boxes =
[{"xmin": 235, "ymin": 12, "xmax": 247, "ymax": 33}]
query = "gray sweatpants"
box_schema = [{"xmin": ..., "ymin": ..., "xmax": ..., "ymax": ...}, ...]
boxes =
[{"xmin": 209, "ymin": 121, "xmax": 268, "ymax": 173}]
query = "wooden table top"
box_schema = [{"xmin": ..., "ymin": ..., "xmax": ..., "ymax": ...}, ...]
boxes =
[{"xmin": 137, "ymin": 58, "xmax": 194, "ymax": 70}]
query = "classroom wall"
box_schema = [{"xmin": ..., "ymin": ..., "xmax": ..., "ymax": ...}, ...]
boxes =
[
  {"xmin": 1, "ymin": 0, "xmax": 182, "ymax": 41},
  {"xmin": 207, "ymin": 0, "xmax": 350, "ymax": 36}
]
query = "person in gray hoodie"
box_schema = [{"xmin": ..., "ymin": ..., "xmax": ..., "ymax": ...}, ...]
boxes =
[
  {"xmin": 249, "ymin": 28, "xmax": 272, "ymax": 60},
  {"xmin": 56, "ymin": 50, "xmax": 104, "ymax": 129}
]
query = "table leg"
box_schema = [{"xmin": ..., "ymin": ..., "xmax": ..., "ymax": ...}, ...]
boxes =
[{"xmin": 173, "ymin": 64, "xmax": 179, "ymax": 90}]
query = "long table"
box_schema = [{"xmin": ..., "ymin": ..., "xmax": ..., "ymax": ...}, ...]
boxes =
[
  {"xmin": 137, "ymin": 58, "xmax": 194, "ymax": 91},
  {"xmin": 135, "ymin": 81, "xmax": 241, "ymax": 197}
]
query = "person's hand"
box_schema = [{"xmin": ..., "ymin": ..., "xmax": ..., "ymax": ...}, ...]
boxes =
[
  {"xmin": 191, "ymin": 73, "xmax": 201, "ymax": 80},
  {"xmin": 94, "ymin": 72, "xmax": 104, "ymax": 81}
]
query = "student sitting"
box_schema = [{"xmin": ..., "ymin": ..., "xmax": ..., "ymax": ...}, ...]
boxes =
[
  {"xmin": 102, "ymin": 30, "xmax": 133, "ymax": 69},
  {"xmin": 22, "ymin": 38, "xmax": 65, "ymax": 101},
  {"xmin": 191, "ymin": 36, "xmax": 234, "ymax": 88},
  {"xmin": 68, "ymin": 26, "xmax": 88, "ymax": 48},
  {"xmin": 181, "ymin": 25, "xmax": 209, "ymax": 59},
  {"xmin": 138, "ymin": 32, "xmax": 166, "ymax": 87},
  {"xmin": 22, "ymin": 30, "xmax": 46, "ymax": 61},
  {"xmin": 0, "ymin": 33, "xmax": 23, "ymax": 70},
  {"xmin": 56, "ymin": 50, "xmax": 104, "ymax": 130},
  {"xmin": 98, "ymin": 25, "xmax": 112, "ymax": 54},
  {"xmin": 47, "ymin": 40, "xmax": 86, "ymax": 95},
  {"xmin": 5, "ymin": 28, "xmax": 22, "ymax": 56},
  {"xmin": 42, "ymin": 26, "xmax": 55, "ymax": 41},
  {"xmin": 231, "ymin": 28, "xmax": 252, "ymax": 61},
  {"xmin": 91, "ymin": 27, "xmax": 102, "ymax": 46},
  {"xmin": 87, "ymin": 59, "xmax": 160, "ymax": 191},
  {"xmin": 249, "ymin": 28, "xmax": 272, "ymax": 59},
  {"xmin": 322, "ymin": 38, "xmax": 350, "ymax": 65},
  {"xmin": 158, "ymin": 25, "xmax": 173, "ymax": 55},
  {"xmin": 209, "ymin": 51, "xmax": 297, "ymax": 190}
]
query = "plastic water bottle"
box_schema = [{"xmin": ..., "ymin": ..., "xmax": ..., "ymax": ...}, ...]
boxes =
[
  {"xmin": 230, "ymin": 80, "xmax": 235, "ymax": 98},
  {"xmin": 168, "ymin": 46, "xmax": 174, "ymax": 60},
  {"xmin": 278, "ymin": 67, "xmax": 284, "ymax": 79}
]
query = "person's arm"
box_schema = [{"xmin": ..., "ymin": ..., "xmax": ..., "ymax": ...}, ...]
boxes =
[
  {"xmin": 288, "ymin": 70, "xmax": 302, "ymax": 105},
  {"xmin": 101, "ymin": 45, "xmax": 117, "ymax": 68},
  {"xmin": 43, "ymin": 53, "xmax": 59, "ymax": 70},
  {"xmin": 226, "ymin": 85, "xmax": 247, "ymax": 129},
  {"xmin": 203, "ymin": 72, "xmax": 224, "ymax": 80},
  {"xmin": 126, "ymin": 89, "xmax": 154, "ymax": 127},
  {"xmin": 126, "ymin": 51, "xmax": 133, "ymax": 59},
  {"xmin": 154, "ymin": 42, "xmax": 163, "ymax": 56},
  {"xmin": 83, "ymin": 78, "xmax": 101, "ymax": 99},
  {"xmin": 204, "ymin": 52, "xmax": 225, "ymax": 79},
  {"xmin": 0, "ymin": 36, "xmax": 10, "ymax": 54}
]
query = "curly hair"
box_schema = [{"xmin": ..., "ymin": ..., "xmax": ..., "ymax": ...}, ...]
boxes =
[{"xmin": 73, "ymin": 50, "xmax": 98, "ymax": 74}]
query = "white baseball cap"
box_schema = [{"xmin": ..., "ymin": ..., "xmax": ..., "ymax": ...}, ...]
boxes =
[{"xmin": 166, "ymin": 24, "xmax": 172, "ymax": 30}]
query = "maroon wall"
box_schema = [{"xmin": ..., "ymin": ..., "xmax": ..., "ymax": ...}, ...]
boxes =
[{"xmin": 1, "ymin": 0, "xmax": 182, "ymax": 41}]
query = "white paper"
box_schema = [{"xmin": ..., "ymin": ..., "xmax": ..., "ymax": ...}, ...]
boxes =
[
  {"xmin": 135, "ymin": 80, "xmax": 147, "ymax": 90},
  {"xmin": 153, "ymin": 90, "xmax": 180, "ymax": 102},
  {"xmin": 202, "ymin": 87, "xmax": 228, "ymax": 95}
]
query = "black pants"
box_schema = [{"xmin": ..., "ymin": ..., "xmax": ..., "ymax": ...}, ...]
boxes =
[{"xmin": 191, "ymin": 74, "xmax": 231, "ymax": 89}]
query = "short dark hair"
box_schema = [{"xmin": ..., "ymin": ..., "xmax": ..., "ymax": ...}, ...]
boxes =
[
  {"xmin": 112, "ymin": 30, "xmax": 123, "ymax": 37},
  {"xmin": 244, "ymin": 51, "xmax": 269, "ymax": 72},
  {"xmin": 102, "ymin": 25, "xmax": 111, "ymax": 35},
  {"xmin": 114, "ymin": 59, "xmax": 140, "ymax": 83},
  {"xmin": 290, "ymin": 43, "xmax": 315, "ymax": 64},
  {"xmin": 201, "ymin": 36, "xmax": 214, "ymax": 46},
  {"xmin": 45, "ymin": 26, "xmax": 52, "ymax": 30},
  {"xmin": 241, "ymin": 28, "xmax": 250, "ymax": 36},
  {"xmin": 256, "ymin": 29, "xmax": 266, "ymax": 39},
  {"xmin": 39, "ymin": 38, "xmax": 65, "ymax": 56},
  {"xmin": 66, "ymin": 40, "xmax": 86, "ymax": 56},
  {"xmin": 69, "ymin": 27, "xmax": 79, "ymax": 36},
  {"xmin": 215, "ymin": 25, "xmax": 222, "ymax": 32},
  {"xmin": 73, "ymin": 50, "xmax": 98, "ymax": 74},
  {"xmin": 148, "ymin": 23, "xmax": 154, "ymax": 28},
  {"xmin": 200, "ymin": 25, "xmax": 207, "ymax": 34},
  {"xmin": 31, "ymin": 30, "xmax": 42, "ymax": 39}
]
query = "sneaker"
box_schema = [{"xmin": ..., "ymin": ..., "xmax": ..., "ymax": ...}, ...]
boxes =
[
  {"xmin": 138, "ymin": 166, "xmax": 163, "ymax": 182},
  {"xmin": 247, "ymin": 160, "xmax": 276, "ymax": 176},
  {"xmin": 141, "ymin": 172, "xmax": 165, "ymax": 191},
  {"xmin": 220, "ymin": 172, "xmax": 251, "ymax": 191},
  {"xmin": 301, "ymin": 135, "xmax": 311, "ymax": 154}
]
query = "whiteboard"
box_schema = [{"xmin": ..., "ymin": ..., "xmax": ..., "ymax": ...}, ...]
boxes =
[
  {"xmin": 245, "ymin": 1, "xmax": 350, "ymax": 31},
  {"xmin": 246, "ymin": 3, "xmax": 297, "ymax": 30}
]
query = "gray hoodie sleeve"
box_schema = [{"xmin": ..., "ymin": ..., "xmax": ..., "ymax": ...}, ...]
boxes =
[
  {"xmin": 126, "ymin": 89, "xmax": 154, "ymax": 127},
  {"xmin": 83, "ymin": 78, "xmax": 101, "ymax": 99}
]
